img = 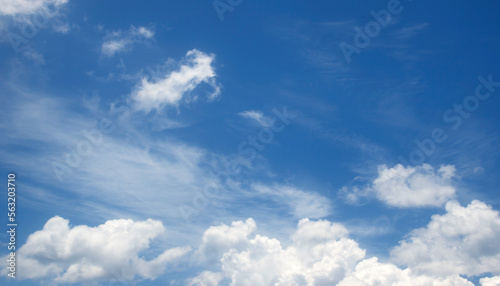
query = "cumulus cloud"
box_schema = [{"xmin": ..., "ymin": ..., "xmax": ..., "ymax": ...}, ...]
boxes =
[
  {"xmin": 187, "ymin": 271, "xmax": 224, "ymax": 286},
  {"xmin": 341, "ymin": 164, "xmax": 457, "ymax": 207},
  {"xmin": 130, "ymin": 49, "xmax": 220, "ymax": 113},
  {"xmin": 338, "ymin": 257, "xmax": 473, "ymax": 286},
  {"xmin": 252, "ymin": 184, "xmax": 332, "ymax": 219},
  {"xmin": 239, "ymin": 110, "xmax": 274, "ymax": 128},
  {"xmin": 480, "ymin": 276, "xmax": 500, "ymax": 286},
  {"xmin": 191, "ymin": 218, "xmax": 365, "ymax": 285},
  {"xmin": 190, "ymin": 211, "xmax": 500, "ymax": 285},
  {"xmin": 391, "ymin": 200, "xmax": 500, "ymax": 277},
  {"xmin": 0, "ymin": 0, "xmax": 67, "ymax": 16},
  {"xmin": 194, "ymin": 218, "xmax": 257, "ymax": 264},
  {"xmin": 1, "ymin": 216, "xmax": 190, "ymax": 283},
  {"xmin": 101, "ymin": 25, "xmax": 155, "ymax": 57},
  {"xmin": 9, "ymin": 201, "xmax": 500, "ymax": 285}
]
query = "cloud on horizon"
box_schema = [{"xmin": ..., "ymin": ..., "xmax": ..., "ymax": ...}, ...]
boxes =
[
  {"xmin": 1, "ymin": 216, "xmax": 190, "ymax": 283},
  {"xmin": 6, "ymin": 200, "xmax": 500, "ymax": 285}
]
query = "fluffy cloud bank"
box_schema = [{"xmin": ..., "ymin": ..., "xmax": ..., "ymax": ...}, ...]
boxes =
[
  {"xmin": 9, "ymin": 200, "xmax": 500, "ymax": 285},
  {"xmin": 337, "ymin": 257, "xmax": 474, "ymax": 286},
  {"xmin": 190, "ymin": 218, "xmax": 364, "ymax": 285},
  {"xmin": 341, "ymin": 164, "xmax": 457, "ymax": 207},
  {"xmin": 189, "ymin": 200, "xmax": 500, "ymax": 285},
  {"xmin": 2, "ymin": 216, "xmax": 190, "ymax": 283},
  {"xmin": 130, "ymin": 49, "xmax": 221, "ymax": 113}
]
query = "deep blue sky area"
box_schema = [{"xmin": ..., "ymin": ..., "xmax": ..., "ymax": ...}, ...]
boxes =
[{"xmin": 1, "ymin": 1, "xmax": 500, "ymax": 285}]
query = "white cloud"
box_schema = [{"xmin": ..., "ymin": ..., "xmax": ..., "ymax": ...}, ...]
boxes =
[
  {"xmin": 195, "ymin": 218, "xmax": 257, "ymax": 264},
  {"xmin": 102, "ymin": 40, "xmax": 126, "ymax": 56},
  {"xmin": 187, "ymin": 271, "xmax": 224, "ymax": 286},
  {"xmin": 52, "ymin": 22, "xmax": 71, "ymax": 33},
  {"xmin": 391, "ymin": 200, "xmax": 500, "ymax": 277},
  {"xmin": 0, "ymin": 87, "xmax": 303, "ymax": 246},
  {"xmin": 23, "ymin": 49, "xmax": 45, "ymax": 64},
  {"xmin": 136, "ymin": 26, "xmax": 154, "ymax": 38},
  {"xmin": 342, "ymin": 217, "xmax": 394, "ymax": 238},
  {"xmin": 0, "ymin": 0, "xmax": 67, "ymax": 16},
  {"xmin": 239, "ymin": 110, "xmax": 274, "ymax": 128},
  {"xmin": 338, "ymin": 257, "xmax": 473, "ymax": 286},
  {"xmin": 341, "ymin": 164, "xmax": 457, "ymax": 207},
  {"xmin": 0, "ymin": 0, "xmax": 69, "ymax": 37},
  {"xmin": 191, "ymin": 218, "xmax": 366, "ymax": 285},
  {"xmin": 190, "ymin": 212, "xmax": 500, "ymax": 285},
  {"xmin": 252, "ymin": 184, "xmax": 332, "ymax": 219},
  {"xmin": 1, "ymin": 216, "xmax": 190, "ymax": 283},
  {"xmin": 389, "ymin": 23, "xmax": 430, "ymax": 40},
  {"xmin": 101, "ymin": 25, "xmax": 155, "ymax": 57},
  {"xmin": 130, "ymin": 49, "xmax": 221, "ymax": 112},
  {"xmin": 8, "ymin": 201, "xmax": 500, "ymax": 285},
  {"xmin": 0, "ymin": 89, "xmax": 223, "ymax": 225},
  {"xmin": 480, "ymin": 276, "xmax": 500, "ymax": 286}
]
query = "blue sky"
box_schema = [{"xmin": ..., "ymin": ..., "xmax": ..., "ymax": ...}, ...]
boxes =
[{"xmin": 1, "ymin": 0, "xmax": 500, "ymax": 285}]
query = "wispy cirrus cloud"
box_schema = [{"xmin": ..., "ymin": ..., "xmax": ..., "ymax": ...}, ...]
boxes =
[
  {"xmin": 251, "ymin": 184, "xmax": 332, "ymax": 219},
  {"xmin": 0, "ymin": 86, "xmax": 216, "ymax": 224},
  {"xmin": 23, "ymin": 49, "xmax": 45, "ymax": 64},
  {"xmin": 0, "ymin": 0, "xmax": 67, "ymax": 16},
  {"xmin": 267, "ymin": 18, "xmax": 354, "ymax": 78},
  {"xmin": 0, "ymin": 0, "xmax": 70, "ymax": 46},
  {"xmin": 239, "ymin": 110, "xmax": 274, "ymax": 128},
  {"xmin": 101, "ymin": 25, "xmax": 155, "ymax": 57},
  {"xmin": 0, "ymin": 82, "xmax": 305, "ymax": 245},
  {"xmin": 389, "ymin": 23, "xmax": 430, "ymax": 40}
]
